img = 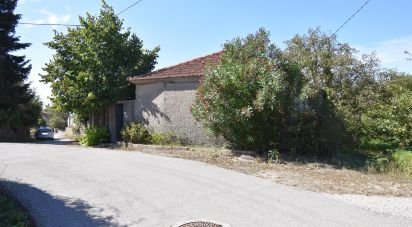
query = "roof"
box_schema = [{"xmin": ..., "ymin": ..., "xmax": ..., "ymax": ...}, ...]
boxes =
[{"xmin": 128, "ymin": 51, "xmax": 222, "ymax": 83}]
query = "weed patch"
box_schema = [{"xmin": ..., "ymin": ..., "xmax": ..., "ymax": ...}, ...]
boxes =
[{"xmin": 0, "ymin": 190, "xmax": 32, "ymax": 227}]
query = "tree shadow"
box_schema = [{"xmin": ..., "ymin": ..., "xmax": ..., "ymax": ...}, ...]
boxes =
[
  {"xmin": 33, "ymin": 138, "xmax": 78, "ymax": 146},
  {"xmin": 135, "ymin": 85, "xmax": 171, "ymax": 125},
  {"xmin": 0, "ymin": 179, "xmax": 128, "ymax": 227}
]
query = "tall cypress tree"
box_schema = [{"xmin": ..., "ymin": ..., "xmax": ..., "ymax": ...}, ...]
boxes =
[{"xmin": 0, "ymin": 0, "xmax": 40, "ymax": 128}]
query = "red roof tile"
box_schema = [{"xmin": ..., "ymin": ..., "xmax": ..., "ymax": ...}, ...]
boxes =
[{"xmin": 128, "ymin": 51, "xmax": 222, "ymax": 82}]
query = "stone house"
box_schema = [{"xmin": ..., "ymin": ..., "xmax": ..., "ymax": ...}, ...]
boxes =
[{"xmin": 99, "ymin": 51, "xmax": 222, "ymax": 144}]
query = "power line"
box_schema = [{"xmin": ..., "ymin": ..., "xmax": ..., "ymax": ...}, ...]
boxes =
[
  {"xmin": 117, "ymin": 0, "xmax": 144, "ymax": 15},
  {"xmin": 19, "ymin": 22, "xmax": 81, "ymax": 27},
  {"xmin": 0, "ymin": 0, "xmax": 145, "ymax": 27},
  {"xmin": 333, "ymin": 0, "xmax": 371, "ymax": 36},
  {"xmin": 0, "ymin": 21, "xmax": 82, "ymax": 27}
]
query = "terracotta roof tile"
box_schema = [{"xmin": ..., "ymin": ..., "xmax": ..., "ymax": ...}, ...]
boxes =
[{"xmin": 128, "ymin": 51, "xmax": 222, "ymax": 82}]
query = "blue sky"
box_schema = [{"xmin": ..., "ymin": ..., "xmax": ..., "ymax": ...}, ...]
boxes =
[{"xmin": 15, "ymin": 0, "xmax": 412, "ymax": 104}]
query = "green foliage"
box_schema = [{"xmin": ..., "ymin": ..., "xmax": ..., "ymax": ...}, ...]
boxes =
[
  {"xmin": 192, "ymin": 28, "xmax": 303, "ymax": 152},
  {"xmin": 43, "ymin": 105, "xmax": 68, "ymax": 129},
  {"xmin": 0, "ymin": 0, "xmax": 41, "ymax": 129},
  {"xmin": 151, "ymin": 131, "xmax": 187, "ymax": 146},
  {"xmin": 391, "ymin": 150, "xmax": 412, "ymax": 176},
  {"xmin": 361, "ymin": 75, "xmax": 412, "ymax": 147},
  {"xmin": 40, "ymin": 0, "xmax": 159, "ymax": 120},
  {"xmin": 290, "ymin": 93, "xmax": 348, "ymax": 157},
  {"xmin": 267, "ymin": 149, "xmax": 280, "ymax": 163},
  {"xmin": 0, "ymin": 191, "xmax": 31, "ymax": 227},
  {"xmin": 38, "ymin": 118, "xmax": 47, "ymax": 127},
  {"xmin": 121, "ymin": 122, "xmax": 187, "ymax": 146},
  {"xmin": 79, "ymin": 126, "xmax": 110, "ymax": 146},
  {"xmin": 366, "ymin": 149, "xmax": 412, "ymax": 177},
  {"xmin": 121, "ymin": 122, "xmax": 152, "ymax": 144},
  {"xmin": 284, "ymin": 28, "xmax": 382, "ymax": 152}
]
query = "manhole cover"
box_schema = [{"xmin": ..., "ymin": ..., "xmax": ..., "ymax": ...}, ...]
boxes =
[
  {"xmin": 179, "ymin": 221, "xmax": 222, "ymax": 227},
  {"xmin": 171, "ymin": 219, "xmax": 230, "ymax": 227}
]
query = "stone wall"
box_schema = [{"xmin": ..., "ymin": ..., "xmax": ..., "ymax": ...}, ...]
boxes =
[{"xmin": 133, "ymin": 78, "xmax": 221, "ymax": 145}]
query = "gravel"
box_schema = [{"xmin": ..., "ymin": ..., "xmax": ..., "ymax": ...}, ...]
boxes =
[{"xmin": 324, "ymin": 194, "xmax": 412, "ymax": 219}]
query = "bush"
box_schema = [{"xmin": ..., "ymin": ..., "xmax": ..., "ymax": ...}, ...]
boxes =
[
  {"xmin": 79, "ymin": 126, "xmax": 110, "ymax": 146},
  {"xmin": 121, "ymin": 122, "xmax": 152, "ymax": 144},
  {"xmin": 361, "ymin": 76, "xmax": 412, "ymax": 148},
  {"xmin": 151, "ymin": 131, "xmax": 187, "ymax": 146},
  {"xmin": 191, "ymin": 28, "xmax": 303, "ymax": 152},
  {"xmin": 391, "ymin": 150, "xmax": 412, "ymax": 177}
]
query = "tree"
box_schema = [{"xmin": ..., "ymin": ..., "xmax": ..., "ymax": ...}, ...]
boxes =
[
  {"xmin": 0, "ymin": 0, "xmax": 41, "ymax": 129},
  {"xmin": 43, "ymin": 105, "xmax": 68, "ymax": 129},
  {"xmin": 284, "ymin": 28, "xmax": 381, "ymax": 148},
  {"xmin": 41, "ymin": 0, "xmax": 159, "ymax": 120},
  {"xmin": 191, "ymin": 29, "xmax": 303, "ymax": 152},
  {"xmin": 362, "ymin": 74, "xmax": 412, "ymax": 147}
]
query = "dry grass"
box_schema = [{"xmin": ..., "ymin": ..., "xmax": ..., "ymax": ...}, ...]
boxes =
[{"xmin": 115, "ymin": 143, "xmax": 412, "ymax": 197}]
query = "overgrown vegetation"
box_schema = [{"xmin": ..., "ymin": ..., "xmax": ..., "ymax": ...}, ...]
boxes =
[
  {"xmin": 151, "ymin": 132, "xmax": 188, "ymax": 146},
  {"xmin": 43, "ymin": 105, "xmax": 68, "ymax": 129},
  {"xmin": 79, "ymin": 126, "xmax": 110, "ymax": 146},
  {"xmin": 121, "ymin": 122, "xmax": 152, "ymax": 144},
  {"xmin": 121, "ymin": 122, "xmax": 187, "ymax": 146},
  {"xmin": 192, "ymin": 28, "xmax": 412, "ymax": 177},
  {"xmin": 362, "ymin": 140, "xmax": 412, "ymax": 177},
  {"xmin": 0, "ymin": 190, "xmax": 32, "ymax": 227},
  {"xmin": 192, "ymin": 29, "xmax": 303, "ymax": 152}
]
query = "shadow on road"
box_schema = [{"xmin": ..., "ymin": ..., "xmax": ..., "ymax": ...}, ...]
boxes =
[
  {"xmin": 34, "ymin": 132, "xmax": 78, "ymax": 146},
  {"xmin": 0, "ymin": 179, "xmax": 124, "ymax": 227}
]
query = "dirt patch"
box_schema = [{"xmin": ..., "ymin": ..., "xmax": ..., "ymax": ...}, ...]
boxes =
[{"xmin": 116, "ymin": 144, "xmax": 412, "ymax": 197}]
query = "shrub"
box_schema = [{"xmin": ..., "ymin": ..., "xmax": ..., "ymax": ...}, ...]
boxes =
[
  {"xmin": 361, "ymin": 76, "xmax": 412, "ymax": 148},
  {"xmin": 79, "ymin": 126, "xmax": 110, "ymax": 146},
  {"xmin": 191, "ymin": 28, "xmax": 303, "ymax": 152},
  {"xmin": 121, "ymin": 122, "xmax": 152, "ymax": 144},
  {"xmin": 391, "ymin": 150, "xmax": 412, "ymax": 177},
  {"xmin": 151, "ymin": 131, "xmax": 187, "ymax": 146}
]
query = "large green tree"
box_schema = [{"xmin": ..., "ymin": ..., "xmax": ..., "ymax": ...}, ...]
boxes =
[
  {"xmin": 0, "ymin": 0, "xmax": 41, "ymax": 128},
  {"xmin": 41, "ymin": 1, "xmax": 159, "ymax": 119},
  {"xmin": 285, "ymin": 28, "xmax": 381, "ymax": 146},
  {"xmin": 43, "ymin": 105, "xmax": 68, "ymax": 129},
  {"xmin": 192, "ymin": 29, "xmax": 303, "ymax": 152},
  {"xmin": 362, "ymin": 74, "xmax": 412, "ymax": 147}
]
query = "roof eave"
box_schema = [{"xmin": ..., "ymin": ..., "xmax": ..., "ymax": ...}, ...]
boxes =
[{"xmin": 128, "ymin": 75, "xmax": 201, "ymax": 84}]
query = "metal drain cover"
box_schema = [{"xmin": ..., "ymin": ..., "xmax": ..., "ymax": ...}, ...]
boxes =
[
  {"xmin": 171, "ymin": 219, "xmax": 230, "ymax": 227},
  {"xmin": 179, "ymin": 221, "xmax": 222, "ymax": 227}
]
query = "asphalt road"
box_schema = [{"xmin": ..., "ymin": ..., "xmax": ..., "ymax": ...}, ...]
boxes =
[{"xmin": 0, "ymin": 135, "xmax": 411, "ymax": 227}]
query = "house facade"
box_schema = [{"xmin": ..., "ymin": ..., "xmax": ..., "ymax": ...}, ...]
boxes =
[{"xmin": 124, "ymin": 52, "xmax": 222, "ymax": 145}]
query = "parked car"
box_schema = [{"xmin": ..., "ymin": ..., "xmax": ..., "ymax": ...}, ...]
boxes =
[{"xmin": 35, "ymin": 127, "xmax": 54, "ymax": 140}]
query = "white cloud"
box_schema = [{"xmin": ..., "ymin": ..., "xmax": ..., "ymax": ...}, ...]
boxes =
[
  {"xmin": 25, "ymin": 9, "xmax": 71, "ymax": 29},
  {"xmin": 355, "ymin": 36, "xmax": 412, "ymax": 74}
]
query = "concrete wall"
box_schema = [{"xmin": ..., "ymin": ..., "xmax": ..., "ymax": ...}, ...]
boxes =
[{"xmin": 133, "ymin": 78, "xmax": 220, "ymax": 145}]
